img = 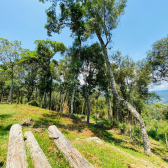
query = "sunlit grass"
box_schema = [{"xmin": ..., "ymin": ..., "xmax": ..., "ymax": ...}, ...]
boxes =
[{"xmin": 0, "ymin": 104, "xmax": 168, "ymax": 168}]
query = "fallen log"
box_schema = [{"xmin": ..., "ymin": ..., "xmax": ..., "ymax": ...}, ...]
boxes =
[
  {"xmin": 6, "ymin": 124, "xmax": 28, "ymax": 168},
  {"xmin": 24, "ymin": 131, "xmax": 52, "ymax": 168},
  {"xmin": 48, "ymin": 125, "xmax": 94, "ymax": 168}
]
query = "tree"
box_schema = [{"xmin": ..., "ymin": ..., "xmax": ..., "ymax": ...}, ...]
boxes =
[
  {"xmin": 147, "ymin": 36, "xmax": 168, "ymax": 84},
  {"xmin": 85, "ymin": 0, "xmax": 151, "ymax": 155},
  {"xmin": 80, "ymin": 43, "xmax": 106, "ymax": 123},
  {"xmin": 19, "ymin": 49, "xmax": 39, "ymax": 102},
  {"xmin": 44, "ymin": 1, "xmax": 86, "ymax": 116},
  {"xmin": 0, "ymin": 38, "xmax": 22, "ymax": 103},
  {"xmin": 35, "ymin": 39, "xmax": 66, "ymax": 108},
  {"xmin": 39, "ymin": 0, "xmax": 151, "ymax": 155}
]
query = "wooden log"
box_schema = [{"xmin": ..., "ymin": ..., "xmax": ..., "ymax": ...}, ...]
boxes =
[
  {"xmin": 6, "ymin": 124, "xmax": 28, "ymax": 168},
  {"xmin": 165, "ymin": 133, "xmax": 168, "ymax": 147},
  {"xmin": 48, "ymin": 125, "xmax": 94, "ymax": 168},
  {"xmin": 24, "ymin": 131, "xmax": 52, "ymax": 168}
]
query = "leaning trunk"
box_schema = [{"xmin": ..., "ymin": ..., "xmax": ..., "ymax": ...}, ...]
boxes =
[{"xmin": 96, "ymin": 31, "xmax": 151, "ymax": 155}]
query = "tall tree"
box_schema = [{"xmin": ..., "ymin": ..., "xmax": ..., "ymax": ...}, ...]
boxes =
[
  {"xmin": 19, "ymin": 49, "xmax": 39, "ymax": 102},
  {"xmin": 85, "ymin": 0, "xmax": 151, "ymax": 155},
  {"xmin": 0, "ymin": 38, "xmax": 22, "ymax": 103},
  {"xmin": 40, "ymin": 0, "xmax": 86, "ymax": 115},
  {"xmin": 80, "ymin": 43, "xmax": 106, "ymax": 123},
  {"xmin": 39, "ymin": 0, "xmax": 151, "ymax": 155},
  {"xmin": 35, "ymin": 39, "xmax": 66, "ymax": 108}
]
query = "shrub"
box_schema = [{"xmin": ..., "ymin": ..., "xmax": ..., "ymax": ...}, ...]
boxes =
[{"xmin": 27, "ymin": 100, "xmax": 39, "ymax": 107}]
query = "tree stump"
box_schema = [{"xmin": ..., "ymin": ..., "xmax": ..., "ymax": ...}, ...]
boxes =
[
  {"xmin": 6, "ymin": 124, "xmax": 28, "ymax": 168},
  {"xmin": 24, "ymin": 131, "xmax": 52, "ymax": 168},
  {"xmin": 48, "ymin": 125, "xmax": 94, "ymax": 168}
]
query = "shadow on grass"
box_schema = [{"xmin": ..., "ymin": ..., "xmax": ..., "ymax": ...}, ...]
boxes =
[
  {"xmin": 0, "ymin": 124, "xmax": 12, "ymax": 136},
  {"xmin": 0, "ymin": 161, "xmax": 4, "ymax": 167},
  {"xmin": 0, "ymin": 113, "xmax": 13, "ymax": 119},
  {"xmin": 32, "ymin": 111, "xmax": 140, "ymax": 153}
]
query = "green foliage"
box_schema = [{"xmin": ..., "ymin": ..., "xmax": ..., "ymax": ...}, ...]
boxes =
[{"xmin": 147, "ymin": 36, "xmax": 168, "ymax": 84}]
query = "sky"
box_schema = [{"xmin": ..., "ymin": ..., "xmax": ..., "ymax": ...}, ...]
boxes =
[{"xmin": 0, "ymin": 0, "xmax": 168, "ymax": 91}]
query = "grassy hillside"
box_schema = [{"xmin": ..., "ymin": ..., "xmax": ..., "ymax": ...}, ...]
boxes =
[{"xmin": 0, "ymin": 104, "xmax": 168, "ymax": 168}]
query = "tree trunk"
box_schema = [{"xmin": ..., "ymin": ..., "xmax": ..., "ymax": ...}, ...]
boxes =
[
  {"xmin": 7, "ymin": 65, "xmax": 14, "ymax": 103},
  {"xmin": 49, "ymin": 87, "xmax": 52, "ymax": 110},
  {"xmin": 48, "ymin": 125, "xmax": 93, "ymax": 168},
  {"xmin": 35, "ymin": 88, "xmax": 37, "ymax": 101},
  {"xmin": 70, "ymin": 85, "xmax": 76, "ymax": 116},
  {"xmin": 113, "ymin": 97, "xmax": 117, "ymax": 122},
  {"xmin": 86, "ymin": 87, "xmax": 90, "ymax": 123},
  {"xmin": 17, "ymin": 91, "xmax": 20, "ymax": 104},
  {"xmin": 96, "ymin": 96, "xmax": 98, "ymax": 124},
  {"xmin": 42, "ymin": 92, "xmax": 46, "ymax": 108},
  {"xmin": 1, "ymin": 92, "xmax": 3, "ymax": 102},
  {"xmin": 81, "ymin": 101, "xmax": 84, "ymax": 114},
  {"xmin": 24, "ymin": 131, "xmax": 52, "ymax": 168},
  {"xmin": 20, "ymin": 91, "xmax": 23, "ymax": 104},
  {"xmin": 7, "ymin": 86, "xmax": 13, "ymax": 103},
  {"xmin": 106, "ymin": 95, "xmax": 110, "ymax": 119},
  {"xmin": 6, "ymin": 124, "xmax": 28, "ymax": 168},
  {"xmin": 96, "ymin": 31, "xmax": 151, "ymax": 155}
]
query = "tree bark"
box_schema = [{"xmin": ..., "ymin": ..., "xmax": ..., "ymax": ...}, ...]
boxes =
[
  {"xmin": 70, "ymin": 85, "xmax": 76, "ymax": 116},
  {"xmin": 96, "ymin": 96, "xmax": 98, "ymax": 124},
  {"xmin": 24, "ymin": 131, "xmax": 52, "ymax": 168},
  {"xmin": 7, "ymin": 64, "xmax": 14, "ymax": 103},
  {"xmin": 86, "ymin": 87, "xmax": 90, "ymax": 123},
  {"xmin": 48, "ymin": 125, "xmax": 94, "ymax": 168},
  {"xmin": 113, "ymin": 97, "xmax": 117, "ymax": 121},
  {"xmin": 42, "ymin": 91, "xmax": 46, "ymax": 108},
  {"xmin": 6, "ymin": 124, "xmax": 28, "ymax": 168},
  {"xmin": 20, "ymin": 91, "xmax": 23, "ymax": 104},
  {"xmin": 49, "ymin": 87, "xmax": 52, "ymax": 110},
  {"xmin": 96, "ymin": 31, "xmax": 151, "ymax": 155},
  {"xmin": 1, "ymin": 92, "xmax": 3, "ymax": 102}
]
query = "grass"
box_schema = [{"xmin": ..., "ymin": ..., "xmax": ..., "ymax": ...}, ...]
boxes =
[{"xmin": 0, "ymin": 104, "xmax": 168, "ymax": 168}]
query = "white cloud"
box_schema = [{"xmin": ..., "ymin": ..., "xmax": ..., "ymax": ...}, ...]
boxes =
[{"xmin": 149, "ymin": 81, "xmax": 168, "ymax": 91}]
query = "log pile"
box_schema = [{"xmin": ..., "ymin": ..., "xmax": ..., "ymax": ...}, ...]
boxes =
[{"xmin": 6, "ymin": 124, "xmax": 94, "ymax": 168}]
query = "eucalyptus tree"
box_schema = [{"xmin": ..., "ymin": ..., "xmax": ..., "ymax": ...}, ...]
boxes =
[
  {"xmin": 40, "ymin": 0, "xmax": 87, "ymax": 115},
  {"xmin": 19, "ymin": 49, "xmax": 39, "ymax": 102},
  {"xmin": 80, "ymin": 43, "xmax": 106, "ymax": 123},
  {"xmin": 84, "ymin": 0, "xmax": 151, "ymax": 155},
  {"xmin": 67, "ymin": 41, "xmax": 83, "ymax": 116},
  {"xmin": 147, "ymin": 36, "xmax": 168, "ymax": 85},
  {"xmin": 35, "ymin": 39, "xmax": 66, "ymax": 108},
  {"xmin": 0, "ymin": 38, "xmax": 22, "ymax": 103}
]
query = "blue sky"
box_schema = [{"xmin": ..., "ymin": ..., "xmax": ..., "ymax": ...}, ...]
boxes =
[{"xmin": 0, "ymin": 0, "xmax": 168, "ymax": 90}]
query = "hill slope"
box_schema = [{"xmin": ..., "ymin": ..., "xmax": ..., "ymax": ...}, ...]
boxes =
[
  {"xmin": 154, "ymin": 90, "xmax": 168, "ymax": 104},
  {"xmin": 0, "ymin": 104, "xmax": 168, "ymax": 168}
]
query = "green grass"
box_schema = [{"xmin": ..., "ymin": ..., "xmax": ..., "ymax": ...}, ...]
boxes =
[{"xmin": 0, "ymin": 104, "xmax": 168, "ymax": 168}]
